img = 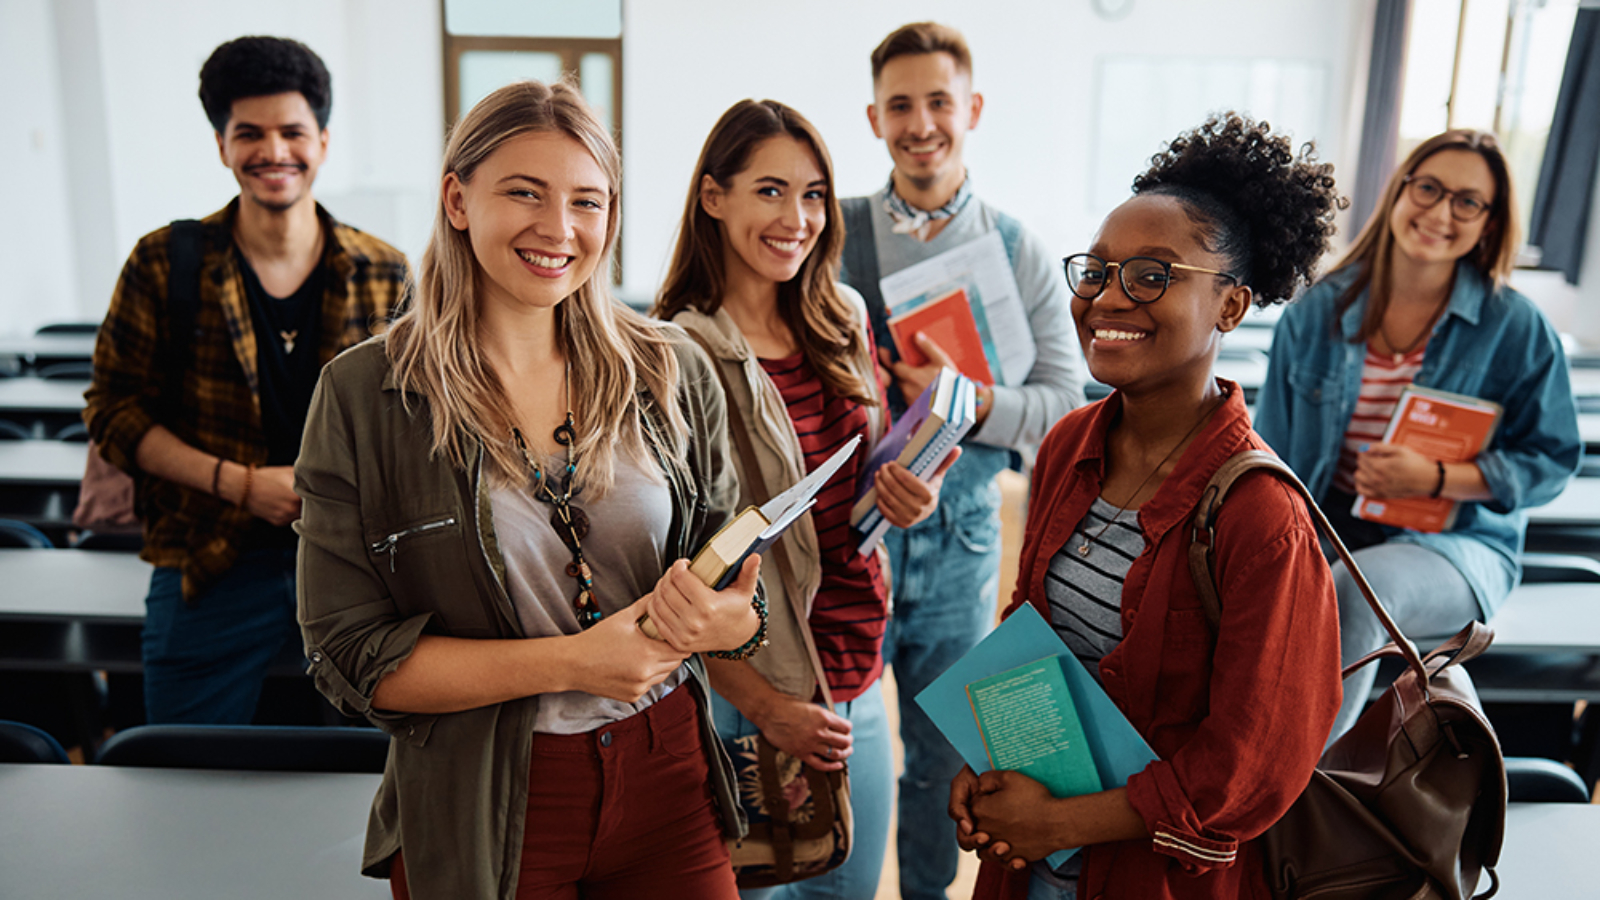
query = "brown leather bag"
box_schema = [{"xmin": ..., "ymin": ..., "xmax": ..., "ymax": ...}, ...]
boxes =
[{"xmin": 1190, "ymin": 451, "xmax": 1506, "ymax": 900}]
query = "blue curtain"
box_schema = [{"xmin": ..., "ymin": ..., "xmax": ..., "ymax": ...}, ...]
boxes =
[
  {"xmin": 1352, "ymin": 0, "xmax": 1413, "ymax": 229},
  {"xmin": 1530, "ymin": 9, "xmax": 1600, "ymax": 285}
]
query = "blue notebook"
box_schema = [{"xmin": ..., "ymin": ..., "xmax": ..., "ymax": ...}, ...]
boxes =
[{"xmin": 913, "ymin": 604, "xmax": 1159, "ymax": 867}]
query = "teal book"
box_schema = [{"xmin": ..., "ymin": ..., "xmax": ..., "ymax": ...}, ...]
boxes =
[
  {"xmin": 966, "ymin": 657, "xmax": 1102, "ymax": 800},
  {"xmin": 914, "ymin": 604, "xmax": 1159, "ymax": 867}
]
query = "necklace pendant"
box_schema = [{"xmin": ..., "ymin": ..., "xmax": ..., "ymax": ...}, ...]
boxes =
[
  {"xmin": 1077, "ymin": 543, "xmax": 1091, "ymax": 557},
  {"xmin": 280, "ymin": 330, "xmax": 298, "ymax": 355}
]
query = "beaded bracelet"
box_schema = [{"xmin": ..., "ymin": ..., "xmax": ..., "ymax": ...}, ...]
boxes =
[
  {"xmin": 707, "ymin": 592, "xmax": 769, "ymax": 661},
  {"xmin": 1430, "ymin": 460, "xmax": 1447, "ymax": 499},
  {"xmin": 239, "ymin": 464, "xmax": 256, "ymax": 510}
]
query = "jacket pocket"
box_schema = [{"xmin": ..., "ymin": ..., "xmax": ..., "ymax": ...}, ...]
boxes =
[
  {"xmin": 1286, "ymin": 364, "xmax": 1340, "ymax": 407},
  {"xmin": 367, "ymin": 511, "xmax": 495, "ymax": 636}
]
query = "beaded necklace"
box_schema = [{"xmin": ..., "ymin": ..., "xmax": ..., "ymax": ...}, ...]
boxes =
[{"xmin": 510, "ymin": 363, "xmax": 601, "ymax": 628}]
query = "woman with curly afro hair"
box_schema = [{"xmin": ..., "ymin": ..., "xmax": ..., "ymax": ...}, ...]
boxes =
[
  {"xmin": 1254, "ymin": 130, "xmax": 1581, "ymax": 741},
  {"xmin": 951, "ymin": 113, "xmax": 1346, "ymax": 900}
]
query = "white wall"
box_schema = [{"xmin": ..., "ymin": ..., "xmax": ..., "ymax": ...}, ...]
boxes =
[
  {"xmin": 43, "ymin": 0, "xmax": 1588, "ymax": 336},
  {"xmin": 0, "ymin": 0, "xmax": 441, "ymax": 331},
  {"xmin": 620, "ymin": 0, "xmax": 1369, "ymax": 299}
]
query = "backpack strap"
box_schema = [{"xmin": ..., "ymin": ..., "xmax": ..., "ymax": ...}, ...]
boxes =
[
  {"xmin": 1188, "ymin": 450, "xmax": 1434, "ymax": 683},
  {"xmin": 683, "ymin": 329, "xmax": 838, "ymax": 711},
  {"xmin": 839, "ymin": 197, "xmax": 894, "ymax": 361},
  {"xmin": 165, "ymin": 219, "xmax": 205, "ymax": 418}
]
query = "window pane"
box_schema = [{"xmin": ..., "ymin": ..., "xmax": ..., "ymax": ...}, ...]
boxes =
[
  {"xmin": 580, "ymin": 53, "xmax": 615, "ymax": 134},
  {"xmin": 1451, "ymin": 0, "xmax": 1512, "ymax": 131},
  {"xmin": 446, "ymin": 0, "xmax": 621, "ymax": 38},
  {"xmin": 459, "ymin": 51, "xmax": 562, "ymax": 117},
  {"xmin": 1501, "ymin": 1, "xmax": 1580, "ymax": 236},
  {"xmin": 1397, "ymin": 0, "xmax": 1462, "ymax": 152}
]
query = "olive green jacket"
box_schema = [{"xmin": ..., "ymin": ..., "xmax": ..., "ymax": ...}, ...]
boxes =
[{"xmin": 294, "ymin": 332, "xmax": 746, "ymax": 900}]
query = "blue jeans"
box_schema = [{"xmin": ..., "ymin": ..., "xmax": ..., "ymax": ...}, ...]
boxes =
[
  {"xmin": 885, "ymin": 447, "xmax": 1006, "ymax": 900},
  {"xmin": 141, "ymin": 547, "xmax": 304, "ymax": 724},
  {"xmin": 1027, "ymin": 871, "xmax": 1078, "ymax": 899},
  {"xmin": 712, "ymin": 679, "xmax": 893, "ymax": 900},
  {"xmin": 1329, "ymin": 542, "xmax": 1480, "ymax": 741}
]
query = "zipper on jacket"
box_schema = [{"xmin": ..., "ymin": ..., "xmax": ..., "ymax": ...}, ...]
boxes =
[{"xmin": 369, "ymin": 517, "xmax": 457, "ymax": 572}]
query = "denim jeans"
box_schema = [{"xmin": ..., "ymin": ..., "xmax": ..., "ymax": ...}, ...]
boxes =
[
  {"xmin": 884, "ymin": 446, "xmax": 1006, "ymax": 900},
  {"xmin": 1027, "ymin": 871, "xmax": 1078, "ymax": 900},
  {"xmin": 141, "ymin": 547, "xmax": 304, "ymax": 724},
  {"xmin": 1328, "ymin": 542, "xmax": 1479, "ymax": 741},
  {"xmin": 712, "ymin": 679, "xmax": 893, "ymax": 900}
]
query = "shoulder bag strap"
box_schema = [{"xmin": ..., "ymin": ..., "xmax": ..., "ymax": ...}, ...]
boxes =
[
  {"xmin": 166, "ymin": 219, "xmax": 205, "ymax": 420},
  {"xmin": 839, "ymin": 198, "xmax": 894, "ymax": 361},
  {"xmin": 1188, "ymin": 450, "xmax": 1434, "ymax": 684},
  {"xmin": 684, "ymin": 330, "xmax": 838, "ymax": 710}
]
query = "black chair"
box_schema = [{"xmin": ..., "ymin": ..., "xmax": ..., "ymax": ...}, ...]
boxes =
[
  {"xmin": 54, "ymin": 421, "xmax": 89, "ymax": 442},
  {"xmin": 72, "ymin": 530, "xmax": 143, "ymax": 552},
  {"xmin": 34, "ymin": 323, "xmax": 100, "ymax": 336},
  {"xmin": 35, "ymin": 360, "xmax": 93, "ymax": 381},
  {"xmin": 1505, "ymin": 756, "xmax": 1590, "ymax": 802},
  {"xmin": 0, "ymin": 520, "xmax": 53, "ymax": 548},
  {"xmin": 1519, "ymin": 553, "xmax": 1600, "ymax": 583},
  {"xmin": 0, "ymin": 419, "xmax": 31, "ymax": 440},
  {"xmin": 0, "ymin": 719, "xmax": 72, "ymax": 764},
  {"xmin": 95, "ymin": 724, "xmax": 390, "ymax": 773}
]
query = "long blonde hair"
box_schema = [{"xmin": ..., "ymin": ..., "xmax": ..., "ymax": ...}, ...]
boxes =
[
  {"xmin": 654, "ymin": 99, "xmax": 875, "ymax": 408},
  {"xmin": 387, "ymin": 79, "xmax": 686, "ymax": 492},
  {"xmin": 1332, "ymin": 129, "xmax": 1520, "ymax": 341}
]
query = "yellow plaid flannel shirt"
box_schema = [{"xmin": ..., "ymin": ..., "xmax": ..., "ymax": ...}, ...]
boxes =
[{"xmin": 84, "ymin": 200, "xmax": 409, "ymax": 600}]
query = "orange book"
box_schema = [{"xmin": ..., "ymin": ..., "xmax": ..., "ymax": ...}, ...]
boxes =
[
  {"xmin": 887, "ymin": 288, "xmax": 996, "ymax": 386},
  {"xmin": 1352, "ymin": 386, "xmax": 1502, "ymax": 533}
]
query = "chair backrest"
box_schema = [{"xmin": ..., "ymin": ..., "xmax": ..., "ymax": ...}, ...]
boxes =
[
  {"xmin": 72, "ymin": 530, "xmax": 144, "ymax": 552},
  {"xmin": 34, "ymin": 323, "xmax": 101, "ymax": 336},
  {"xmin": 54, "ymin": 421, "xmax": 89, "ymax": 443},
  {"xmin": 35, "ymin": 361, "xmax": 94, "ymax": 381},
  {"xmin": 1519, "ymin": 552, "xmax": 1600, "ymax": 584},
  {"xmin": 0, "ymin": 719, "xmax": 71, "ymax": 764},
  {"xmin": 95, "ymin": 724, "xmax": 390, "ymax": 774},
  {"xmin": 0, "ymin": 419, "xmax": 31, "ymax": 440},
  {"xmin": 1505, "ymin": 756, "xmax": 1590, "ymax": 802},
  {"xmin": 0, "ymin": 520, "xmax": 54, "ymax": 549}
]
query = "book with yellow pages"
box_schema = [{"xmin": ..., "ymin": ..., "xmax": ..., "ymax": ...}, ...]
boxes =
[
  {"xmin": 1352, "ymin": 385, "xmax": 1502, "ymax": 533},
  {"xmin": 640, "ymin": 436, "xmax": 861, "ymax": 640}
]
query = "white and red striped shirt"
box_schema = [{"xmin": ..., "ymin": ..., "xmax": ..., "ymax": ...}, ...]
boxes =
[{"xmin": 1332, "ymin": 342, "xmax": 1427, "ymax": 493}]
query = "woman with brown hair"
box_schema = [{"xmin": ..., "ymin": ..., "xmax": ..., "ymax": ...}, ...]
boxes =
[
  {"xmin": 295, "ymin": 80, "xmax": 764, "ymax": 899},
  {"xmin": 655, "ymin": 99, "xmax": 951, "ymax": 900},
  {"xmin": 1255, "ymin": 129, "xmax": 1582, "ymax": 738}
]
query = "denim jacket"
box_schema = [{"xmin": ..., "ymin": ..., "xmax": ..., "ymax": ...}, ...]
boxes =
[{"xmin": 1254, "ymin": 262, "xmax": 1582, "ymax": 616}]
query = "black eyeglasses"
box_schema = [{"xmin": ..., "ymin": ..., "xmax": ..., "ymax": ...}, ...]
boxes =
[
  {"xmin": 1062, "ymin": 253, "xmax": 1238, "ymax": 304},
  {"xmin": 1402, "ymin": 174, "xmax": 1491, "ymax": 222}
]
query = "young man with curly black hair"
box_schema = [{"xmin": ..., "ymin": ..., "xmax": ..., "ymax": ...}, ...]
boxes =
[
  {"xmin": 836, "ymin": 22, "xmax": 1085, "ymax": 900},
  {"xmin": 84, "ymin": 36, "xmax": 409, "ymax": 725}
]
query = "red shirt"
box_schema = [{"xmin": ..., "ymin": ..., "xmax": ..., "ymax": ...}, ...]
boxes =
[
  {"xmin": 760, "ymin": 353, "xmax": 887, "ymax": 702},
  {"xmin": 976, "ymin": 382, "xmax": 1342, "ymax": 900}
]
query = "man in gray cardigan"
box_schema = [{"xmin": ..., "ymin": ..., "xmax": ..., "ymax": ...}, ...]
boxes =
[{"xmin": 839, "ymin": 21, "xmax": 1084, "ymax": 900}]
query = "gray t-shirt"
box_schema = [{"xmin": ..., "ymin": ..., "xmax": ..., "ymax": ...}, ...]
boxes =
[{"xmin": 490, "ymin": 451, "xmax": 683, "ymax": 734}]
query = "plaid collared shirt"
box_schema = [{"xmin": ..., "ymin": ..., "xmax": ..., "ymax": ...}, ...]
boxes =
[{"xmin": 84, "ymin": 200, "xmax": 409, "ymax": 599}]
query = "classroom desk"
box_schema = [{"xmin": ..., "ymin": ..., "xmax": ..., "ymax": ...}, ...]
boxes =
[
  {"xmin": 1526, "ymin": 477, "xmax": 1600, "ymax": 528},
  {"xmin": 0, "ymin": 377, "xmax": 89, "ymax": 414},
  {"xmin": 0, "ymin": 764, "xmax": 387, "ymax": 900},
  {"xmin": 0, "ymin": 549, "xmax": 149, "ymax": 672},
  {"xmin": 0, "ymin": 440, "xmax": 87, "ymax": 485},
  {"xmin": 1477, "ymin": 802, "xmax": 1600, "ymax": 898},
  {"xmin": 0, "ymin": 333, "xmax": 96, "ymax": 365}
]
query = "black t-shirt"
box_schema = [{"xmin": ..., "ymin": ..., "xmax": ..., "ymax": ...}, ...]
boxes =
[{"xmin": 237, "ymin": 245, "xmax": 326, "ymax": 548}]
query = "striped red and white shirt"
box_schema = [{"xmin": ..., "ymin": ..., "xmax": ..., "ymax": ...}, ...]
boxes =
[
  {"xmin": 1331, "ymin": 342, "xmax": 1427, "ymax": 493},
  {"xmin": 760, "ymin": 352, "xmax": 887, "ymax": 703}
]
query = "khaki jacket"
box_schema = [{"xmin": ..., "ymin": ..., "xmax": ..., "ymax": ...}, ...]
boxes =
[
  {"xmin": 294, "ymin": 332, "xmax": 745, "ymax": 900},
  {"xmin": 669, "ymin": 286, "xmax": 882, "ymax": 701}
]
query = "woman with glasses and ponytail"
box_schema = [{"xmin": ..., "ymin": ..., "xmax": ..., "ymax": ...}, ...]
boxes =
[
  {"xmin": 953, "ymin": 113, "xmax": 1344, "ymax": 900},
  {"xmin": 1254, "ymin": 129, "xmax": 1581, "ymax": 741}
]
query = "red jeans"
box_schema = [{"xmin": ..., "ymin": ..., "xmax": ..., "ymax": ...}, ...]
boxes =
[{"xmin": 391, "ymin": 684, "xmax": 737, "ymax": 899}]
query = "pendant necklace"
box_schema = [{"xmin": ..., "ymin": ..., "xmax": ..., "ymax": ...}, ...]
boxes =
[
  {"xmin": 1077, "ymin": 398, "xmax": 1222, "ymax": 557},
  {"xmin": 280, "ymin": 330, "xmax": 299, "ymax": 354},
  {"xmin": 1378, "ymin": 295, "xmax": 1447, "ymax": 364},
  {"xmin": 510, "ymin": 362, "xmax": 601, "ymax": 628}
]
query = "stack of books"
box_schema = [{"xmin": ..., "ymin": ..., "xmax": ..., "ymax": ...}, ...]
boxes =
[{"xmin": 849, "ymin": 366, "xmax": 977, "ymax": 554}]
